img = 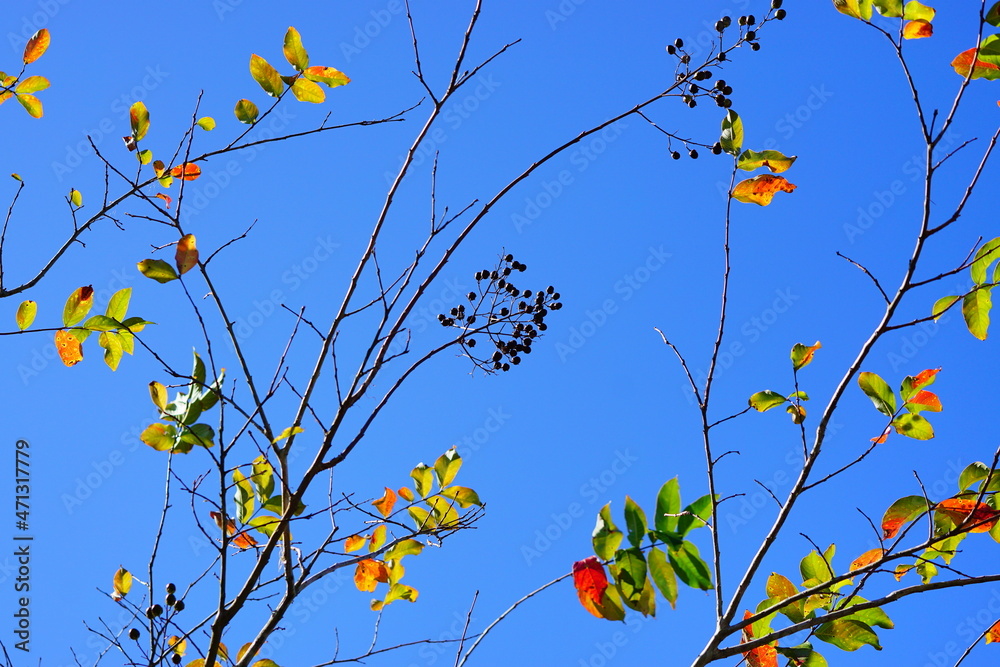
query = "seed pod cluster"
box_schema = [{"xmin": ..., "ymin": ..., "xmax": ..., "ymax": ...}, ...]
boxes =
[{"xmin": 438, "ymin": 252, "xmax": 562, "ymax": 374}]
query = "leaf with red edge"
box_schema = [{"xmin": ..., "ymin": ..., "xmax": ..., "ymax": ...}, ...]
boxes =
[
  {"xmin": 732, "ymin": 174, "xmax": 797, "ymax": 206},
  {"xmin": 304, "ymin": 65, "xmax": 351, "ymax": 87},
  {"xmin": 850, "ymin": 548, "xmax": 886, "ymax": 572},
  {"xmin": 791, "ymin": 341, "xmax": 821, "ymax": 371},
  {"xmin": 170, "ymin": 163, "xmax": 201, "ymax": 181},
  {"xmin": 175, "ymin": 234, "xmax": 198, "ymax": 275},
  {"xmin": 952, "ymin": 48, "xmax": 1000, "ymax": 80},
  {"xmin": 986, "ymin": 619, "xmax": 1000, "ymax": 643},
  {"xmin": 881, "ymin": 495, "xmax": 930, "ymax": 539},
  {"xmin": 936, "ymin": 498, "xmax": 1000, "ymax": 533},
  {"xmin": 372, "ymin": 487, "xmax": 397, "ymax": 518},
  {"xmin": 905, "ymin": 390, "xmax": 942, "ymax": 413},
  {"xmin": 155, "ymin": 193, "xmax": 172, "ymax": 209},
  {"xmin": 573, "ymin": 556, "xmax": 610, "ymax": 617},
  {"xmin": 903, "ymin": 19, "xmax": 933, "ymax": 39},
  {"xmin": 23, "ymin": 29, "xmax": 50, "ymax": 64}
]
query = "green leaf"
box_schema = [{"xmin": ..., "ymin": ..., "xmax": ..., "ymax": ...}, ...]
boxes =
[
  {"xmin": 137, "ymin": 259, "xmax": 179, "ymax": 283},
  {"xmin": 234, "ymin": 99, "xmax": 259, "ymax": 124},
  {"xmin": 647, "ymin": 547, "xmax": 678, "ymax": 609},
  {"xmin": 988, "ymin": 1, "xmax": 1000, "ymax": 27},
  {"xmin": 83, "ymin": 315, "xmax": 123, "ymax": 332},
  {"xmin": 902, "ymin": 1, "xmax": 935, "ymax": 21},
  {"xmin": 624, "ymin": 495, "xmax": 648, "ymax": 548},
  {"xmin": 138, "ymin": 149, "xmax": 152, "ymax": 165},
  {"xmin": 749, "ymin": 390, "xmax": 787, "ymax": 412},
  {"xmin": 251, "ymin": 455, "xmax": 275, "ymax": 504},
  {"xmin": 130, "ymin": 101, "xmax": 149, "ymax": 141},
  {"xmin": 261, "ymin": 494, "xmax": 305, "ymax": 517},
  {"xmin": 799, "ymin": 548, "xmax": 834, "ymax": 588},
  {"xmin": 248, "ymin": 515, "xmax": 280, "ymax": 537},
  {"xmin": 720, "ymin": 109, "xmax": 743, "ymax": 156},
  {"xmin": 15, "ymin": 301, "xmax": 36, "ymax": 330},
  {"xmin": 892, "ymin": 413, "xmax": 934, "ymax": 440},
  {"xmin": 668, "ymin": 540, "xmax": 713, "ymax": 590},
  {"xmin": 283, "ymin": 27, "xmax": 310, "ymax": 71},
  {"xmin": 932, "ymin": 295, "xmax": 960, "ymax": 319},
  {"xmin": 677, "ymin": 494, "xmax": 713, "ymax": 537},
  {"xmin": 99, "ymin": 331, "xmax": 124, "ymax": 370},
  {"xmin": 407, "ymin": 505, "xmax": 436, "ymax": 530},
  {"xmin": 816, "ymin": 619, "xmax": 881, "ymax": 651},
  {"xmin": 180, "ymin": 423, "xmax": 215, "ymax": 449},
  {"xmin": 196, "ymin": 116, "xmax": 216, "ymax": 131},
  {"xmin": 440, "ymin": 485, "xmax": 482, "ymax": 507},
  {"xmin": 593, "ymin": 504, "xmax": 624, "ymax": 561},
  {"xmin": 105, "ymin": 287, "xmax": 131, "ymax": 321},
  {"xmin": 233, "ymin": 469, "xmax": 254, "ymax": 524},
  {"xmin": 250, "ymin": 54, "xmax": 284, "ymax": 97},
  {"xmin": 776, "ymin": 645, "xmax": 828, "ymax": 667},
  {"xmin": 385, "ymin": 539, "xmax": 424, "ymax": 561},
  {"xmin": 834, "ymin": 0, "xmax": 874, "ymax": 20},
  {"xmin": 791, "ymin": 341, "xmax": 821, "ymax": 371},
  {"xmin": 962, "ymin": 289, "xmax": 992, "ymax": 340},
  {"xmin": 655, "ymin": 478, "xmax": 681, "ymax": 534},
  {"xmin": 971, "ymin": 238, "xmax": 1000, "ymax": 286},
  {"xmin": 857, "ymin": 372, "xmax": 897, "ymax": 416},
  {"xmin": 736, "ymin": 149, "xmax": 796, "ymax": 173},
  {"xmin": 63, "ymin": 286, "xmax": 94, "ymax": 327},
  {"xmin": 958, "ymin": 462, "xmax": 990, "ymax": 493},
  {"xmin": 614, "ymin": 547, "xmax": 647, "ymax": 605},
  {"xmin": 410, "ymin": 463, "xmax": 433, "ymax": 498},
  {"xmin": 873, "ymin": 0, "xmax": 903, "ymax": 17},
  {"xmin": 433, "ymin": 448, "xmax": 462, "ymax": 488},
  {"xmin": 837, "ymin": 596, "xmax": 894, "ymax": 630}
]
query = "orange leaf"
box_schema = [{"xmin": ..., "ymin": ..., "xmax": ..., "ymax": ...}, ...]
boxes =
[
  {"xmin": 398, "ymin": 486, "xmax": 414, "ymax": 502},
  {"xmin": 170, "ymin": 163, "xmax": 202, "ymax": 181},
  {"xmin": 231, "ymin": 531, "xmax": 258, "ymax": 549},
  {"xmin": 175, "ymin": 234, "xmax": 198, "ymax": 275},
  {"xmin": 372, "ymin": 487, "xmax": 397, "ymax": 518},
  {"xmin": 741, "ymin": 611, "xmax": 778, "ymax": 667},
  {"xmin": 572, "ymin": 556, "xmax": 609, "ymax": 618},
  {"xmin": 731, "ymin": 174, "xmax": 797, "ymax": 206},
  {"xmin": 23, "ymin": 29, "xmax": 50, "ymax": 65},
  {"xmin": 55, "ymin": 330, "xmax": 83, "ymax": 366},
  {"xmin": 937, "ymin": 498, "xmax": 1000, "ymax": 533},
  {"xmin": 903, "ymin": 20, "xmax": 932, "ymax": 39},
  {"xmin": 354, "ymin": 559, "xmax": 389, "ymax": 592},
  {"xmin": 952, "ymin": 48, "xmax": 1000, "ymax": 80},
  {"xmin": 986, "ymin": 619, "xmax": 1000, "ymax": 643},
  {"xmin": 210, "ymin": 511, "xmax": 236, "ymax": 536},
  {"xmin": 911, "ymin": 368, "xmax": 941, "ymax": 390},
  {"xmin": 907, "ymin": 389, "xmax": 942, "ymax": 412},
  {"xmin": 344, "ymin": 534, "xmax": 365, "ymax": 552},
  {"xmin": 870, "ymin": 426, "xmax": 891, "ymax": 444},
  {"xmin": 155, "ymin": 193, "xmax": 172, "ymax": 209},
  {"xmin": 304, "ymin": 65, "xmax": 351, "ymax": 87},
  {"xmin": 850, "ymin": 548, "xmax": 886, "ymax": 572}
]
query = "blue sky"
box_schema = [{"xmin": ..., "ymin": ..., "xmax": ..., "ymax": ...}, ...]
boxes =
[{"xmin": 3, "ymin": 1, "xmax": 1000, "ymax": 666}]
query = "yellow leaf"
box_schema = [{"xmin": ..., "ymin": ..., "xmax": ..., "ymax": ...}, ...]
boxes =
[
  {"xmin": 112, "ymin": 567, "xmax": 132, "ymax": 600},
  {"xmin": 731, "ymin": 174, "xmax": 797, "ymax": 206},
  {"xmin": 175, "ymin": 234, "xmax": 198, "ymax": 275},
  {"xmin": 344, "ymin": 534, "xmax": 366, "ymax": 552}
]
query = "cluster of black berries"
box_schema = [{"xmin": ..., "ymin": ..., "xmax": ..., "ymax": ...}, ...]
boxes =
[
  {"xmin": 438, "ymin": 253, "xmax": 562, "ymax": 373},
  {"xmin": 131, "ymin": 582, "xmax": 186, "ymax": 661}
]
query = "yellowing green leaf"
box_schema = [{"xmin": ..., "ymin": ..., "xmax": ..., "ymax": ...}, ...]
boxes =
[
  {"xmin": 433, "ymin": 448, "xmax": 462, "ymax": 487},
  {"xmin": 791, "ymin": 341, "xmax": 821, "ymax": 371},
  {"xmin": 720, "ymin": 109, "xmax": 743, "ymax": 156},
  {"xmin": 196, "ymin": 116, "xmax": 216, "ymax": 130},
  {"xmin": 235, "ymin": 98, "xmax": 259, "ymax": 124},
  {"xmin": 962, "ymin": 289, "xmax": 992, "ymax": 340},
  {"xmin": 149, "ymin": 381, "xmax": 168, "ymax": 411},
  {"xmin": 137, "ymin": 259, "xmax": 179, "ymax": 283},
  {"xmin": 17, "ymin": 94, "xmax": 43, "ymax": 118},
  {"xmin": 111, "ymin": 567, "xmax": 132, "ymax": 600},
  {"xmin": 291, "ymin": 77, "xmax": 325, "ymax": 103},
  {"xmin": 15, "ymin": 75, "xmax": 49, "ymax": 94},
  {"xmin": 250, "ymin": 54, "xmax": 284, "ymax": 97},
  {"xmin": 737, "ymin": 149, "xmax": 797, "ymax": 173},
  {"xmin": 271, "ymin": 425, "xmax": 303, "ymax": 444},
  {"xmin": 130, "ymin": 101, "xmax": 149, "ymax": 141},
  {"xmin": 63, "ymin": 285, "xmax": 94, "ymax": 327},
  {"xmin": 15, "ymin": 301, "xmax": 36, "ymax": 330},
  {"xmin": 834, "ymin": 0, "xmax": 874, "ymax": 20},
  {"xmin": 283, "ymin": 27, "xmax": 310, "ymax": 71}
]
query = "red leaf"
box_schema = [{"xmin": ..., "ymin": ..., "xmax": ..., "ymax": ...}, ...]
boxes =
[
  {"xmin": 572, "ymin": 556, "xmax": 609, "ymax": 618},
  {"xmin": 911, "ymin": 368, "xmax": 941, "ymax": 390},
  {"xmin": 170, "ymin": 163, "xmax": 202, "ymax": 181},
  {"xmin": 986, "ymin": 619, "xmax": 1000, "ymax": 643},
  {"xmin": 952, "ymin": 48, "xmax": 1000, "ymax": 80},
  {"xmin": 741, "ymin": 610, "xmax": 778, "ymax": 667},
  {"xmin": 907, "ymin": 390, "xmax": 942, "ymax": 412}
]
